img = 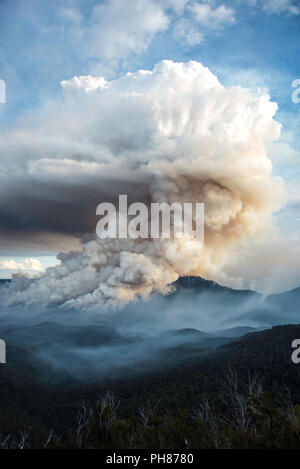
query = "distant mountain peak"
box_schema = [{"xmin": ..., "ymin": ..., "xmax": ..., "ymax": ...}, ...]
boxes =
[{"xmin": 173, "ymin": 276, "xmax": 219, "ymax": 289}]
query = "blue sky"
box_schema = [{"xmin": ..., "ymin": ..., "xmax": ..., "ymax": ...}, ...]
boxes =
[
  {"xmin": 0, "ymin": 0, "xmax": 300, "ymax": 121},
  {"xmin": 0, "ymin": 0, "xmax": 299, "ymax": 279},
  {"xmin": 1, "ymin": 0, "xmax": 300, "ymax": 121}
]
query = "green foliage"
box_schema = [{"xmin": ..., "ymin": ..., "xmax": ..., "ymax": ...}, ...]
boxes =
[
  {"xmin": 1, "ymin": 371, "xmax": 300, "ymax": 449},
  {"xmin": 1, "ymin": 325, "xmax": 300, "ymax": 449}
]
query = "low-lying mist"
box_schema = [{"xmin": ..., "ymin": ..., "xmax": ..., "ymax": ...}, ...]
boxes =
[{"xmin": 0, "ymin": 277, "xmax": 299, "ymax": 382}]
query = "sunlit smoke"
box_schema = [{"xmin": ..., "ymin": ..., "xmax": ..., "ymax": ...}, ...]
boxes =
[{"xmin": 0, "ymin": 61, "xmax": 285, "ymax": 310}]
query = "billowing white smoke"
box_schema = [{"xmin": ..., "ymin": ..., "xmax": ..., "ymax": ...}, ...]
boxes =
[{"xmin": 0, "ymin": 61, "xmax": 285, "ymax": 310}]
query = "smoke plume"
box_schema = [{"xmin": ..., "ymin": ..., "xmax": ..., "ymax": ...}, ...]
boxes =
[{"xmin": 0, "ymin": 60, "xmax": 285, "ymax": 310}]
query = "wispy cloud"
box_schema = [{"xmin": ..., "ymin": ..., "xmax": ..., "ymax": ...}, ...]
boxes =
[
  {"xmin": 63, "ymin": 0, "xmax": 170, "ymax": 63},
  {"xmin": 246, "ymin": 0, "xmax": 300, "ymax": 16},
  {"xmin": 187, "ymin": 2, "xmax": 236, "ymax": 28},
  {"xmin": 173, "ymin": 17, "xmax": 204, "ymax": 45}
]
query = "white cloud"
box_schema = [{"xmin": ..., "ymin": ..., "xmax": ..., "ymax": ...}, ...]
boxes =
[
  {"xmin": 161, "ymin": 0, "xmax": 190, "ymax": 14},
  {"xmin": 188, "ymin": 2, "xmax": 236, "ymax": 28},
  {"xmin": 0, "ymin": 258, "xmax": 44, "ymax": 272},
  {"xmin": 58, "ymin": 5, "xmax": 82, "ymax": 23},
  {"xmin": 60, "ymin": 75, "xmax": 108, "ymax": 94},
  {"xmin": 71, "ymin": 0, "xmax": 169, "ymax": 62},
  {"xmin": 172, "ymin": 1, "xmax": 236, "ymax": 46},
  {"xmin": 246, "ymin": 0, "xmax": 300, "ymax": 15},
  {"xmin": 56, "ymin": 1, "xmax": 239, "ymax": 65},
  {"xmin": 263, "ymin": 0, "xmax": 300, "ymax": 15},
  {"xmin": 173, "ymin": 18, "xmax": 204, "ymax": 45}
]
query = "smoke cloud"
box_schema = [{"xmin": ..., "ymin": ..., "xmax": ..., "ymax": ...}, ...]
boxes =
[{"xmin": 0, "ymin": 60, "xmax": 285, "ymax": 309}]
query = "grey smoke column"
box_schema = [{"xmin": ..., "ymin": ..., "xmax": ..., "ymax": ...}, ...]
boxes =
[{"xmin": 0, "ymin": 61, "xmax": 284, "ymax": 310}]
